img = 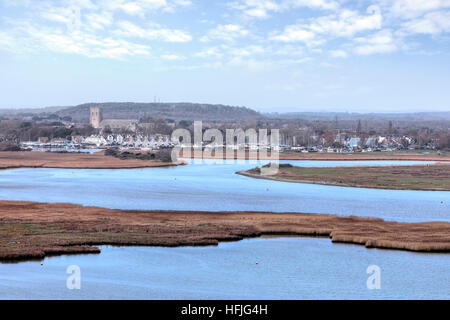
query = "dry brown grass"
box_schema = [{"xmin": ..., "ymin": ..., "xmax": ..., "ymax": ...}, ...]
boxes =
[
  {"xmin": 239, "ymin": 164, "xmax": 450, "ymax": 190},
  {"xmin": 0, "ymin": 201, "xmax": 449, "ymax": 262}
]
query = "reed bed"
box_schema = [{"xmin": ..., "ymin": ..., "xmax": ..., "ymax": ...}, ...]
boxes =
[{"xmin": 1, "ymin": 201, "xmax": 449, "ymax": 261}]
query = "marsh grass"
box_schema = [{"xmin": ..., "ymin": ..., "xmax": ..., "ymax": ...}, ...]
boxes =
[{"xmin": 242, "ymin": 164, "xmax": 450, "ymax": 190}]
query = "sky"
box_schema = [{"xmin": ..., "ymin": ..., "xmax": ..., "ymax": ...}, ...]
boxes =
[{"xmin": 0, "ymin": 0, "xmax": 450, "ymax": 113}]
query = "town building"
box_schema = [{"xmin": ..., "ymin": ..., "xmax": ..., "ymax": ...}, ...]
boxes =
[{"xmin": 90, "ymin": 106, "xmax": 138, "ymax": 131}]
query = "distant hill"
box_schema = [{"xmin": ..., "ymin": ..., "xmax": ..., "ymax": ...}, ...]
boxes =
[
  {"xmin": 0, "ymin": 106, "xmax": 65, "ymax": 116},
  {"xmin": 265, "ymin": 111, "xmax": 450, "ymax": 121},
  {"xmin": 2, "ymin": 103, "xmax": 448, "ymax": 124},
  {"xmin": 54, "ymin": 102, "xmax": 263, "ymax": 123}
]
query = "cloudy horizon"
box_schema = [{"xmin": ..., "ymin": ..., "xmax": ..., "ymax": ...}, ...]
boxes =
[{"xmin": 1, "ymin": 0, "xmax": 450, "ymax": 112}]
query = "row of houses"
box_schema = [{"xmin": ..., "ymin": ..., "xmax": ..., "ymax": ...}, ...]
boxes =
[
  {"xmin": 292, "ymin": 134, "xmax": 424, "ymax": 153},
  {"xmin": 73, "ymin": 134, "xmax": 173, "ymax": 149},
  {"xmin": 22, "ymin": 134, "xmax": 175, "ymax": 151},
  {"xmin": 21, "ymin": 132, "xmax": 434, "ymax": 153}
]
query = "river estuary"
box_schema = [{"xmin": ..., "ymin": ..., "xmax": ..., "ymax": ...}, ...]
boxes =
[{"xmin": 0, "ymin": 159, "xmax": 449, "ymax": 299}]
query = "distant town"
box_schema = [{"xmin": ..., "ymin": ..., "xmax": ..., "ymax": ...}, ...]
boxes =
[{"xmin": 0, "ymin": 103, "xmax": 449, "ymax": 154}]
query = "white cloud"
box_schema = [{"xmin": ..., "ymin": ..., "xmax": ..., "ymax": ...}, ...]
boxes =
[
  {"xmin": 195, "ymin": 46, "xmax": 225, "ymax": 58},
  {"xmin": 379, "ymin": 0, "xmax": 450, "ymax": 18},
  {"xmin": 401, "ymin": 11, "xmax": 450, "ymax": 34},
  {"xmin": 2, "ymin": 0, "xmax": 450, "ymax": 63},
  {"xmin": 307, "ymin": 6, "xmax": 382, "ymax": 37},
  {"xmin": 192, "ymin": 43, "xmax": 310, "ymax": 72},
  {"xmin": 270, "ymin": 5, "xmax": 382, "ymax": 48},
  {"xmin": 270, "ymin": 27, "xmax": 317, "ymax": 46},
  {"xmin": 119, "ymin": 2, "xmax": 144, "ymax": 15},
  {"xmin": 85, "ymin": 12, "xmax": 114, "ymax": 30},
  {"xmin": 161, "ymin": 53, "xmax": 184, "ymax": 60},
  {"xmin": 6, "ymin": 21, "xmax": 151, "ymax": 59},
  {"xmin": 354, "ymin": 30, "xmax": 397, "ymax": 55},
  {"xmin": 114, "ymin": 21, "xmax": 192, "ymax": 42},
  {"xmin": 228, "ymin": 0, "xmax": 339, "ymax": 19},
  {"xmin": 329, "ymin": 49, "xmax": 348, "ymax": 58},
  {"xmin": 288, "ymin": 0, "xmax": 339, "ymax": 11},
  {"xmin": 201, "ymin": 24, "xmax": 249, "ymax": 42},
  {"xmin": 227, "ymin": 56, "xmax": 274, "ymax": 71},
  {"xmin": 6, "ymin": 0, "xmax": 191, "ymax": 18},
  {"xmin": 172, "ymin": 0, "xmax": 191, "ymax": 6},
  {"xmin": 101, "ymin": 0, "xmax": 190, "ymax": 15},
  {"xmin": 40, "ymin": 7, "xmax": 76, "ymax": 24},
  {"xmin": 228, "ymin": 0, "xmax": 280, "ymax": 19},
  {"xmin": 195, "ymin": 43, "xmax": 305, "ymax": 62},
  {"xmin": 0, "ymin": 0, "xmax": 193, "ymax": 59},
  {"xmin": 229, "ymin": 45, "xmax": 265, "ymax": 56},
  {"xmin": 272, "ymin": 45, "xmax": 304, "ymax": 56}
]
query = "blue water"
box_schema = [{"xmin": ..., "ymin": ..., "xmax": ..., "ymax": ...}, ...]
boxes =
[
  {"xmin": 0, "ymin": 160, "xmax": 448, "ymax": 222},
  {"xmin": 0, "ymin": 159, "xmax": 449, "ymax": 299},
  {"xmin": 1, "ymin": 238, "xmax": 449, "ymax": 300}
]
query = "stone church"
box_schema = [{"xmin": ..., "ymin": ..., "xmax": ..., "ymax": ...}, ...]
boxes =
[{"xmin": 90, "ymin": 106, "xmax": 138, "ymax": 131}]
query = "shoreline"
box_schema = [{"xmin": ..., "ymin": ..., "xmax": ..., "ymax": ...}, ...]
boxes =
[
  {"xmin": 0, "ymin": 151, "xmax": 447, "ymax": 171},
  {"xmin": 236, "ymin": 170, "xmax": 450, "ymax": 191},
  {"xmin": 0, "ymin": 200, "xmax": 449, "ymax": 262}
]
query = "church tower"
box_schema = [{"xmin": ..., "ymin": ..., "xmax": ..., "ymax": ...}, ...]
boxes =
[{"xmin": 90, "ymin": 106, "xmax": 102, "ymax": 128}]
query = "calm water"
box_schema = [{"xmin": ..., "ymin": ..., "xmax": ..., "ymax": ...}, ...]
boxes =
[
  {"xmin": 0, "ymin": 159, "xmax": 448, "ymax": 222},
  {"xmin": 0, "ymin": 159, "xmax": 449, "ymax": 299},
  {"xmin": 1, "ymin": 238, "xmax": 449, "ymax": 300}
]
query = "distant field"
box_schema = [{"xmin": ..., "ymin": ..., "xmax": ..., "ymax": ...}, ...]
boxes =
[{"xmin": 239, "ymin": 164, "xmax": 450, "ymax": 191}]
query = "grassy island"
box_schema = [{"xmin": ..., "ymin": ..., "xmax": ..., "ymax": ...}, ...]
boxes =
[
  {"xmin": 0, "ymin": 201, "xmax": 449, "ymax": 262},
  {"xmin": 238, "ymin": 163, "xmax": 450, "ymax": 191},
  {"xmin": 0, "ymin": 151, "xmax": 176, "ymax": 170}
]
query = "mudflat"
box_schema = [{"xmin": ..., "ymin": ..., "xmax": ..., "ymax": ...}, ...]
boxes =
[
  {"xmin": 238, "ymin": 163, "xmax": 450, "ymax": 191},
  {"xmin": 0, "ymin": 201, "xmax": 449, "ymax": 262},
  {"xmin": 0, "ymin": 151, "xmax": 176, "ymax": 169}
]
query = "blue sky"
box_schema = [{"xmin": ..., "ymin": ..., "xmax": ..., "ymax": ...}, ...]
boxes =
[{"xmin": 1, "ymin": 0, "xmax": 450, "ymax": 112}]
